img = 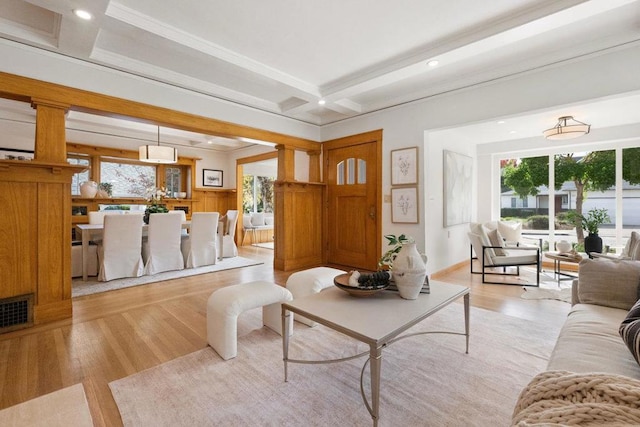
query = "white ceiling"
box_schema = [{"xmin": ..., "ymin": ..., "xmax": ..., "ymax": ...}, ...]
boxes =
[{"xmin": 0, "ymin": 0, "xmax": 639, "ymax": 147}]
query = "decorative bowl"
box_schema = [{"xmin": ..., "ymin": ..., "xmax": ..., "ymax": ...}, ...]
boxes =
[{"xmin": 333, "ymin": 273, "xmax": 388, "ymax": 297}]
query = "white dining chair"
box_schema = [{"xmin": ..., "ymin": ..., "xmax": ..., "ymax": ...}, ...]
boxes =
[
  {"xmin": 169, "ymin": 210, "xmax": 189, "ymax": 237},
  {"xmin": 222, "ymin": 210, "xmax": 239, "ymax": 258},
  {"xmin": 97, "ymin": 214, "xmax": 144, "ymax": 281},
  {"xmin": 182, "ymin": 212, "xmax": 219, "ymax": 268},
  {"xmin": 142, "ymin": 213, "xmax": 185, "ymax": 275}
]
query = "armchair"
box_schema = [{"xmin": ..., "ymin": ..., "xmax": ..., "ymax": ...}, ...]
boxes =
[{"xmin": 468, "ymin": 223, "xmax": 540, "ymax": 286}]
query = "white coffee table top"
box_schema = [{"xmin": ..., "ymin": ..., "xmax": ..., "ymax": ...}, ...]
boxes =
[{"xmin": 283, "ymin": 281, "xmax": 469, "ymax": 346}]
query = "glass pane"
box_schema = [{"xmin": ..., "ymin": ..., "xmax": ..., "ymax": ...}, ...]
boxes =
[
  {"xmin": 622, "ymin": 147, "xmax": 640, "ymax": 253},
  {"xmin": 68, "ymin": 156, "xmax": 90, "ymax": 196},
  {"xmin": 100, "ymin": 161, "xmax": 156, "ymax": 198},
  {"xmin": 242, "ymin": 175, "xmax": 254, "ymax": 213},
  {"xmin": 256, "ymin": 176, "xmax": 275, "ymax": 212},
  {"xmin": 500, "ymin": 156, "xmax": 549, "ymax": 250},
  {"xmin": 165, "ymin": 167, "xmax": 181, "ymax": 196},
  {"xmin": 337, "ymin": 161, "xmax": 345, "ymax": 185},
  {"xmin": 556, "ymin": 150, "xmax": 615, "ymax": 253},
  {"xmin": 347, "ymin": 158, "xmax": 355, "ymax": 185},
  {"xmin": 357, "ymin": 158, "xmax": 366, "ymax": 184}
]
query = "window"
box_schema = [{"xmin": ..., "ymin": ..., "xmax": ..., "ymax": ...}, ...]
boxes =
[
  {"xmin": 68, "ymin": 155, "xmax": 90, "ymax": 195},
  {"xmin": 243, "ymin": 175, "xmax": 275, "ymax": 213},
  {"xmin": 510, "ymin": 198, "xmax": 516, "ymax": 208},
  {"xmin": 522, "ymin": 198, "xmax": 528, "ymax": 208},
  {"xmin": 100, "ymin": 160, "xmax": 156, "ymax": 198},
  {"xmin": 336, "ymin": 157, "xmax": 366, "ymax": 185}
]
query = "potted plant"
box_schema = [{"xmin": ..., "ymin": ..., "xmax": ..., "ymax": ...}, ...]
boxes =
[
  {"xmin": 144, "ymin": 187, "xmax": 169, "ymax": 224},
  {"xmin": 569, "ymin": 208, "xmax": 610, "ymax": 256},
  {"xmin": 378, "ymin": 234, "xmax": 411, "ymax": 270},
  {"xmin": 97, "ymin": 182, "xmax": 113, "ymax": 198}
]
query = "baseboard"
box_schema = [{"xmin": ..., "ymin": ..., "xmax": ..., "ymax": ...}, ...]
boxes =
[{"xmin": 431, "ymin": 260, "xmax": 468, "ymax": 279}]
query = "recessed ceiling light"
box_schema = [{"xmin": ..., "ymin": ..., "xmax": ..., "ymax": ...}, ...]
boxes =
[
  {"xmin": 509, "ymin": 130, "xmax": 517, "ymax": 134},
  {"xmin": 497, "ymin": 120, "xmax": 506, "ymax": 124},
  {"xmin": 207, "ymin": 140, "xmax": 213, "ymax": 144},
  {"xmin": 73, "ymin": 9, "xmax": 93, "ymax": 20},
  {"xmin": 318, "ymin": 99, "xmax": 326, "ymax": 105},
  {"xmin": 427, "ymin": 60, "xmax": 439, "ymax": 67}
]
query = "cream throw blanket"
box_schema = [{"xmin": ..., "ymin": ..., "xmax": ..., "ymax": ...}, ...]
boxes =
[{"xmin": 512, "ymin": 371, "xmax": 640, "ymax": 426}]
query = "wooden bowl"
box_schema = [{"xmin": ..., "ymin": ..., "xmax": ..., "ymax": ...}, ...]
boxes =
[{"xmin": 333, "ymin": 273, "xmax": 388, "ymax": 297}]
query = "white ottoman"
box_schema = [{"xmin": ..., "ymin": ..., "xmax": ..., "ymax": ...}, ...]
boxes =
[
  {"xmin": 286, "ymin": 267, "xmax": 345, "ymax": 327},
  {"xmin": 207, "ymin": 281, "xmax": 293, "ymax": 360}
]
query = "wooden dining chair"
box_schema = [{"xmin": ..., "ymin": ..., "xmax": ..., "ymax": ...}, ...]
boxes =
[{"xmin": 182, "ymin": 212, "xmax": 219, "ymax": 268}]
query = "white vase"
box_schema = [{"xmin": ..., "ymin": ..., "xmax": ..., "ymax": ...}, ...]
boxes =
[
  {"xmin": 556, "ymin": 240, "xmax": 572, "ymax": 253},
  {"xmin": 79, "ymin": 181, "xmax": 98, "ymax": 198},
  {"xmin": 392, "ymin": 241, "xmax": 428, "ymax": 300}
]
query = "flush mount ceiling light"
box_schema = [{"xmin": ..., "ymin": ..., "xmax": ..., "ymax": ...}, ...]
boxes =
[
  {"xmin": 139, "ymin": 127, "xmax": 178, "ymax": 164},
  {"xmin": 73, "ymin": 9, "xmax": 93, "ymax": 20},
  {"xmin": 543, "ymin": 116, "xmax": 591, "ymax": 140}
]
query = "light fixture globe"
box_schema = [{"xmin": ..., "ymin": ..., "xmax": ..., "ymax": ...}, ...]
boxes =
[
  {"xmin": 139, "ymin": 127, "xmax": 178, "ymax": 163},
  {"xmin": 543, "ymin": 116, "xmax": 590, "ymax": 140}
]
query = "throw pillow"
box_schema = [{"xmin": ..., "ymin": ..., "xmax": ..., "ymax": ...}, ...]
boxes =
[
  {"xmin": 622, "ymin": 231, "xmax": 640, "ymax": 258},
  {"xmin": 630, "ymin": 232, "xmax": 640, "ymax": 261},
  {"xmin": 619, "ymin": 298, "xmax": 640, "ymax": 366},
  {"xmin": 250, "ymin": 213, "xmax": 265, "ymax": 226},
  {"xmin": 498, "ymin": 221, "xmax": 522, "ymax": 244},
  {"xmin": 487, "ymin": 228, "xmax": 506, "ymax": 256},
  {"xmin": 578, "ymin": 258, "xmax": 640, "ymax": 310}
]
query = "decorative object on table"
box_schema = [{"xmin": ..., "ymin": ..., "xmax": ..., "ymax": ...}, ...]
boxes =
[
  {"xmin": 443, "ymin": 150, "xmax": 472, "ymax": 227},
  {"xmin": 143, "ymin": 186, "xmax": 169, "ymax": 224},
  {"xmin": 556, "ymin": 240, "xmax": 572, "ymax": 253},
  {"xmin": 378, "ymin": 234, "xmax": 411, "ymax": 270},
  {"xmin": 568, "ymin": 208, "xmax": 610, "ymax": 257},
  {"xmin": 177, "ymin": 191, "xmax": 187, "ymax": 199},
  {"xmin": 203, "ymin": 169, "xmax": 223, "ymax": 187},
  {"xmin": 333, "ymin": 272, "xmax": 389, "ymax": 297},
  {"xmin": 79, "ymin": 180, "xmax": 98, "ymax": 198},
  {"xmin": 391, "ymin": 187, "xmax": 418, "ymax": 223},
  {"xmin": 390, "ymin": 146, "xmax": 418, "ymax": 185},
  {"xmin": 97, "ymin": 182, "xmax": 113, "ymax": 198},
  {"xmin": 391, "ymin": 238, "xmax": 428, "ymax": 300}
]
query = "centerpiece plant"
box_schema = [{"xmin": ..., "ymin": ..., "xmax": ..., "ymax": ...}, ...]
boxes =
[{"xmin": 144, "ymin": 186, "xmax": 169, "ymax": 224}]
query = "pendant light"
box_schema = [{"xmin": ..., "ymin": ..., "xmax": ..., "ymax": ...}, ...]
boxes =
[
  {"xmin": 543, "ymin": 116, "xmax": 590, "ymax": 140},
  {"xmin": 139, "ymin": 126, "xmax": 178, "ymax": 163}
]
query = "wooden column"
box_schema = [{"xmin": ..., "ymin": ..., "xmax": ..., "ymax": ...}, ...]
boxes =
[
  {"xmin": 307, "ymin": 150, "xmax": 321, "ymax": 183},
  {"xmin": 31, "ymin": 98, "xmax": 69, "ymax": 163},
  {"xmin": 275, "ymin": 144, "xmax": 295, "ymax": 181}
]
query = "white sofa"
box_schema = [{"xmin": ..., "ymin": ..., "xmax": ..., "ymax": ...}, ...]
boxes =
[{"xmin": 513, "ymin": 258, "xmax": 640, "ymax": 424}]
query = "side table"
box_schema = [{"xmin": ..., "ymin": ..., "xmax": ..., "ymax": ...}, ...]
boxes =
[{"xmin": 544, "ymin": 252, "xmax": 582, "ymax": 284}]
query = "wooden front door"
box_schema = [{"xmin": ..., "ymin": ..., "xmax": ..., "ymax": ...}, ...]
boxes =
[{"xmin": 324, "ymin": 130, "xmax": 381, "ymax": 270}]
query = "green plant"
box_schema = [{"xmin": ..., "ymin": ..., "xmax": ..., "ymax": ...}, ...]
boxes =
[
  {"xmin": 378, "ymin": 234, "xmax": 412, "ymax": 269},
  {"xmin": 568, "ymin": 208, "xmax": 610, "ymax": 235}
]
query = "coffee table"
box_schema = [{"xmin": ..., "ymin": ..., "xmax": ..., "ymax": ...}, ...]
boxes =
[
  {"xmin": 281, "ymin": 280, "xmax": 470, "ymax": 426},
  {"xmin": 544, "ymin": 252, "xmax": 582, "ymax": 284}
]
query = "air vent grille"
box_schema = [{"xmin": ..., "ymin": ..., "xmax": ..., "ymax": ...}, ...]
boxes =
[{"xmin": 0, "ymin": 294, "xmax": 33, "ymax": 333}]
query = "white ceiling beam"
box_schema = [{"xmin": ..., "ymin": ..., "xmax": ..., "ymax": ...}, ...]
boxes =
[{"xmin": 105, "ymin": 2, "xmax": 321, "ymax": 98}]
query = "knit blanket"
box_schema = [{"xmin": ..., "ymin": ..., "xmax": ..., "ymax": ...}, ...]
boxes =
[{"xmin": 512, "ymin": 371, "xmax": 640, "ymax": 426}]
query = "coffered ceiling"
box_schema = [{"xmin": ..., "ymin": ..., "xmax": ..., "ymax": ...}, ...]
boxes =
[{"xmin": 1, "ymin": 0, "xmax": 639, "ymax": 131}]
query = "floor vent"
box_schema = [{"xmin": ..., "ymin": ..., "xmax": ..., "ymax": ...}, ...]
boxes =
[{"xmin": 0, "ymin": 294, "xmax": 34, "ymax": 334}]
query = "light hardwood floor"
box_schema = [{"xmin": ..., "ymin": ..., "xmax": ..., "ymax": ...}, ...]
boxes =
[{"xmin": 0, "ymin": 247, "xmax": 571, "ymax": 426}]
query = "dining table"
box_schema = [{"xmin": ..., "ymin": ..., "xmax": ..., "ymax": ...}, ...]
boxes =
[{"xmin": 75, "ymin": 220, "xmax": 192, "ymax": 281}]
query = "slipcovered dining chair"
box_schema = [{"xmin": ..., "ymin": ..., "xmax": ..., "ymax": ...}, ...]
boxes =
[
  {"xmin": 182, "ymin": 212, "xmax": 219, "ymax": 268},
  {"xmin": 97, "ymin": 214, "xmax": 144, "ymax": 281},
  {"xmin": 468, "ymin": 222, "xmax": 540, "ymax": 286},
  {"xmin": 142, "ymin": 213, "xmax": 185, "ymax": 275},
  {"xmin": 222, "ymin": 210, "xmax": 239, "ymax": 258}
]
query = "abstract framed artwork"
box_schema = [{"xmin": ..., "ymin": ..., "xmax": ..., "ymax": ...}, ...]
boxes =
[
  {"xmin": 391, "ymin": 146, "xmax": 418, "ymax": 185},
  {"xmin": 391, "ymin": 186, "xmax": 418, "ymax": 224},
  {"xmin": 202, "ymin": 169, "xmax": 223, "ymax": 187},
  {"xmin": 0, "ymin": 148, "xmax": 34, "ymax": 160},
  {"xmin": 443, "ymin": 150, "xmax": 472, "ymax": 227}
]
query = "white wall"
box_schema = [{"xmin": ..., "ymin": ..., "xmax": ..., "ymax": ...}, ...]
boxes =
[{"xmin": 321, "ymin": 44, "xmax": 640, "ymax": 273}]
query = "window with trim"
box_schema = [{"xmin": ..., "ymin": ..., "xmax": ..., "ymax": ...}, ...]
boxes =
[
  {"xmin": 68, "ymin": 154, "xmax": 90, "ymax": 195},
  {"xmin": 101, "ymin": 159, "xmax": 156, "ymax": 198}
]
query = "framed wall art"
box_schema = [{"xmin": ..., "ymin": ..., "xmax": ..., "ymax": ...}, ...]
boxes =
[
  {"xmin": 391, "ymin": 186, "xmax": 418, "ymax": 224},
  {"xmin": 443, "ymin": 150, "xmax": 472, "ymax": 227},
  {"xmin": 391, "ymin": 146, "xmax": 418, "ymax": 185},
  {"xmin": 0, "ymin": 148, "xmax": 34, "ymax": 160},
  {"xmin": 202, "ymin": 169, "xmax": 223, "ymax": 187}
]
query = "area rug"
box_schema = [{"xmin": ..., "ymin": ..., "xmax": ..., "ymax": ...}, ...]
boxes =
[
  {"xmin": 252, "ymin": 242, "xmax": 274, "ymax": 249},
  {"xmin": 73, "ymin": 256, "xmax": 263, "ymax": 297},
  {"xmin": 519, "ymin": 268, "xmax": 573, "ymax": 303},
  {"xmin": 0, "ymin": 383, "xmax": 92, "ymax": 427},
  {"xmin": 109, "ymin": 303, "xmax": 560, "ymax": 426}
]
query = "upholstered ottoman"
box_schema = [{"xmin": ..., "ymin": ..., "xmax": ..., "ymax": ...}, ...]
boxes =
[
  {"xmin": 286, "ymin": 267, "xmax": 345, "ymax": 327},
  {"xmin": 207, "ymin": 281, "xmax": 293, "ymax": 360}
]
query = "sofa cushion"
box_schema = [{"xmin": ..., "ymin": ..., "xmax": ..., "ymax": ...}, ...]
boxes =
[
  {"xmin": 622, "ymin": 231, "xmax": 640, "ymax": 258},
  {"xmin": 250, "ymin": 213, "xmax": 265, "ymax": 226},
  {"xmin": 578, "ymin": 258, "xmax": 640, "ymax": 310},
  {"xmin": 548, "ymin": 303, "xmax": 640, "ymax": 378},
  {"xmin": 620, "ymin": 299, "xmax": 640, "ymax": 367},
  {"xmin": 487, "ymin": 228, "xmax": 506, "ymax": 256}
]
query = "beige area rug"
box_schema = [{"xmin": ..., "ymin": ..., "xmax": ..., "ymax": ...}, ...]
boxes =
[
  {"xmin": 73, "ymin": 256, "xmax": 263, "ymax": 297},
  {"xmin": 109, "ymin": 303, "xmax": 560, "ymax": 426},
  {"xmin": 0, "ymin": 383, "xmax": 92, "ymax": 427}
]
